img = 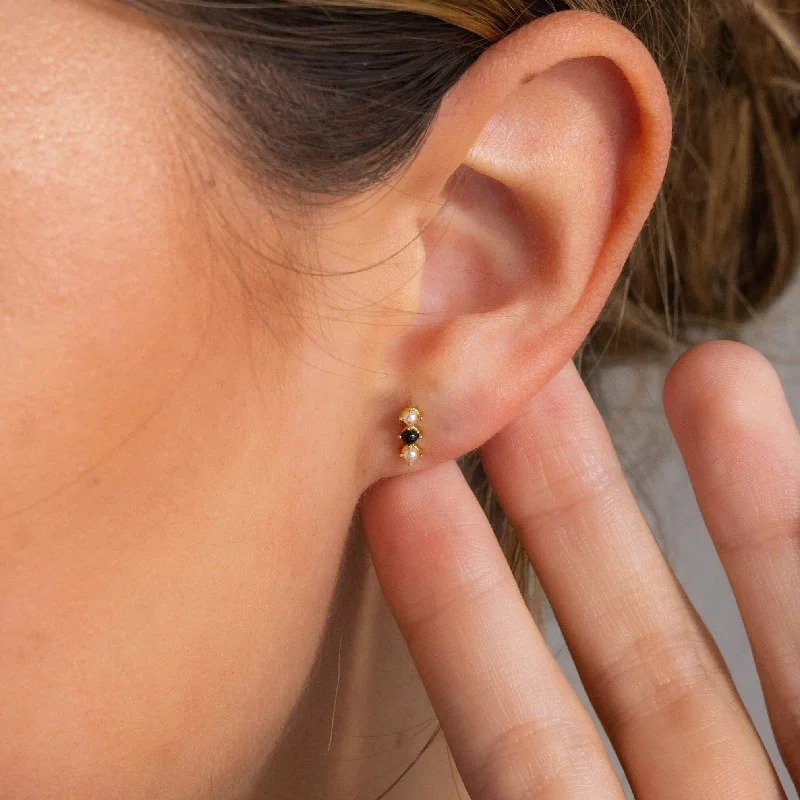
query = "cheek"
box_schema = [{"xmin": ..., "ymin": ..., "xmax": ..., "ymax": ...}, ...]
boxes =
[
  {"xmin": 0, "ymin": 180, "xmax": 210, "ymax": 517},
  {"xmin": 0, "ymin": 7, "xmax": 355, "ymax": 799},
  {"xmin": 0, "ymin": 9, "xmax": 209, "ymax": 517}
]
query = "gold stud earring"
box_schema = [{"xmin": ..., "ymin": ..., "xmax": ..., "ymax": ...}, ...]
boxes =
[{"xmin": 398, "ymin": 405, "xmax": 423, "ymax": 466}]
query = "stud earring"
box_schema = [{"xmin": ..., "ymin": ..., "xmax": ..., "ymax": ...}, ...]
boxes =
[{"xmin": 398, "ymin": 405, "xmax": 423, "ymax": 466}]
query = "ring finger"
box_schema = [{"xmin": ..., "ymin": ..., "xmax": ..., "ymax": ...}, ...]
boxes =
[{"xmin": 664, "ymin": 341, "xmax": 800, "ymax": 791}]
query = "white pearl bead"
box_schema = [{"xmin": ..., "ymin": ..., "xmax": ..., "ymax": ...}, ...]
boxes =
[
  {"xmin": 403, "ymin": 410, "xmax": 418, "ymax": 425},
  {"xmin": 403, "ymin": 445, "xmax": 419, "ymax": 463}
]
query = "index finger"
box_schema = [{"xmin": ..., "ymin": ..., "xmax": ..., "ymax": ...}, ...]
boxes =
[{"xmin": 358, "ymin": 456, "xmax": 623, "ymax": 799}]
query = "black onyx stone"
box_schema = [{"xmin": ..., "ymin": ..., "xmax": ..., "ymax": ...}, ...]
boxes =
[{"xmin": 401, "ymin": 427, "xmax": 420, "ymax": 445}]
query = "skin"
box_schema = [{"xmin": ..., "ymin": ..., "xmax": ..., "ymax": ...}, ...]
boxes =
[
  {"xmin": 2, "ymin": 1, "xmax": 798, "ymax": 799},
  {"xmin": 362, "ymin": 342, "xmax": 800, "ymax": 799}
]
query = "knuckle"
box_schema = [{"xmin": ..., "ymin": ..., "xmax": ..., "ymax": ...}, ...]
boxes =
[
  {"xmin": 587, "ymin": 624, "xmax": 725, "ymax": 740},
  {"xmin": 714, "ymin": 484, "xmax": 800, "ymax": 556},
  {"xmin": 471, "ymin": 717, "xmax": 599, "ymax": 800},
  {"xmin": 400, "ymin": 567, "xmax": 504, "ymax": 645},
  {"xmin": 518, "ymin": 456, "xmax": 630, "ymax": 533}
]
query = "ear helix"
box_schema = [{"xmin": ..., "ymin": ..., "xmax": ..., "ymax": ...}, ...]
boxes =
[{"xmin": 398, "ymin": 406, "xmax": 423, "ymax": 466}]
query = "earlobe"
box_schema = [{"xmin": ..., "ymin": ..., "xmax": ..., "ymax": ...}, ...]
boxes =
[{"xmin": 372, "ymin": 10, "xmax": 672, "ymax": 479}]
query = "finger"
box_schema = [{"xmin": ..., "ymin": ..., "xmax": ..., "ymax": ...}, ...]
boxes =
[
  {"xmin": 664, "ymin": 340, "xmax": 800, "ymax": 791},
  {"xmin": 359, "ymin": 459, "xmax": 625, "ymax": 800},
  {"xmin": 480, "ymin": 359, "xmax": 785, "ymax": 799}
]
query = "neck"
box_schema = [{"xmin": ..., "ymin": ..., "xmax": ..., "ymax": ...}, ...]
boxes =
[{"xmin": 253, "ymin": 514, "xmax": 468, "ymax": 799}]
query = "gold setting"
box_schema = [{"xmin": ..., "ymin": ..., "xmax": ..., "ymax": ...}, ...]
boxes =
[{"xmin": 398, "ymin": 405, "xmax": 423, "ymax": 466}]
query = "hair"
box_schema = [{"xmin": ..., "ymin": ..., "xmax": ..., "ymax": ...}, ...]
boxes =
[{"xmin": 120, "ymin": 0, "xmax": 798, "ymax": 774}]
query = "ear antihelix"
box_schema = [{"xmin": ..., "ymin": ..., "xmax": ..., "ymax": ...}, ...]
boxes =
[{"xmin": 398, "ymin": 405, "xmax": 424, "ymax": 466}]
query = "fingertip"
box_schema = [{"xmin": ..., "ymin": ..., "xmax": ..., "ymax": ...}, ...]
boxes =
[
  {"xmin": 358, "ymin": 459, "xmax": 470, "ymax": 548},
  {"xmin": 664, "ymin": 341, "xmax": 787, "ymax": 442}
]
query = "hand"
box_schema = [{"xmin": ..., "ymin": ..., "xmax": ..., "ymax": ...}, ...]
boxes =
[{"xmin": 358, "ymin": 340, "xmax": 800, "ymax": 799}]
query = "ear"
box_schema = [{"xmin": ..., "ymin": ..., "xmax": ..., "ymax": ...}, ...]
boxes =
[{"xmin": 364, "ymin": 10, "xmax": 672, "ymax": 478}]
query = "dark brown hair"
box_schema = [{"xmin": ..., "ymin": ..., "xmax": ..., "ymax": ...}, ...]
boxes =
[{"xmin": 121, "ymin": 0, "xmax": 799, "ymax": 353}]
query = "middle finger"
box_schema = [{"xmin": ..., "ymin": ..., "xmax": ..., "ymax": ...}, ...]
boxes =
[{"xmin": 480, "ymin": 360, "xmax": 784, "ymax": 799}]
